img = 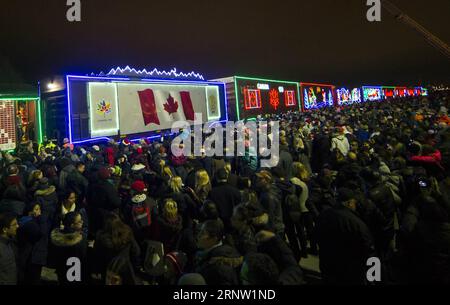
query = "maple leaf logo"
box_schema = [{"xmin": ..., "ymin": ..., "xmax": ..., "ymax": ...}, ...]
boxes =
[
  {"xmin": 164, "ymin": 94, "xmax": 179, "ymax": 115},
  {"xmin": 96, "ymin": 100, "xmax": 112, "ymax": 117},
  {"xmin": 269, "ymin": 88, "xmax": 280, "ymax": 110}
]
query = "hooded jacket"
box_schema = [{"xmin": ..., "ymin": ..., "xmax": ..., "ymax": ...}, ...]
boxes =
[
  {"xmin": 59, "ymin": 164, "xmax": 76, "ymax": 191},
  {"xmin": 316, "ymin": 205, "xmax": 375, "ymax": 284},
  {"xmin": 195, "ymin": 243, "xmax": 243, "ymax": 285},
  {"xmin": 50, "ymin": 228, "xmax": 87, "ymax": 284},
  {"xmin": 259, "ymin": 184, "xmax": 285, "ymax": 236},
  {"xmin": 34, "ymin": 185, "xmax": 58, "ymax": 220},
  {"xmin": 331, "ymin": 134, "xmax": 350, "ymax": 157}
]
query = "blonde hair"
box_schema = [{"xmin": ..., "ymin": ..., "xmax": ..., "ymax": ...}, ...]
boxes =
[
  {"xmin": 195, "ymin": 169, "xmax": 211, "ymax": 199},
  {"xmin": 162, "ymin": 165, "xmax": 174, "ymax": 180},
  {"xmin": 292, "ymin": 162, "xmax": 310, "ymax": 182},
  {"xmin": 163, "ymin": 199, "xmax": 178, "ymax": 220},
  {"xmin": 169, "ymin": 176, "xmax": 183, "ymax": 194},
  {"xmin": 294, "ymin": 137, "xmax": 304, "ymax": 150}
]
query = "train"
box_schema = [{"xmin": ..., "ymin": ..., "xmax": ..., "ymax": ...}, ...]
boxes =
[{"xmin": 0, "ymin": 66, "xmax": 429, "ymax": 151}]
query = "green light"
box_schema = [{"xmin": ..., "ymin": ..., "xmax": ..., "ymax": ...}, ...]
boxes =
[
  {"xmin": 0, "ymin": 97, "xmax": 39, "ymax": 101},
  {"xmin": 36, "ymin": 98, "xmax": 43, "ymax": 144},
  {"xmin": 233, "ymin": 76, "xmax": 301, "ymax": 119},
  {"xmin": 235, "ymin": 76, "xmax": 298, "ymax": 85}
]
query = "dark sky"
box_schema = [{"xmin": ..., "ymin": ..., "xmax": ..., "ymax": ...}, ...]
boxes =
[{"xmin": 0, "ymin": 0, "xmax": 449, "ymax": 87}]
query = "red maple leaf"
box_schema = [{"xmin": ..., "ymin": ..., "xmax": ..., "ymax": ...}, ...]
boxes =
[{"xmin": 164, "ymin": 94, "xmax": 179, "ymax": 115}]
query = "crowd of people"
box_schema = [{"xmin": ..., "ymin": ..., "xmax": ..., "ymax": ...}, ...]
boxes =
[{"xmin": 1, "ymin": 91, "xmax": 449, "ymax": 285}]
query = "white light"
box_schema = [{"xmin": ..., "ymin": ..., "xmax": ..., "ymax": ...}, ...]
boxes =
[
  {"xmin": 47, "ymin": 83, "xmax": 57, "ymax": 90},
  {"xmin": 257, "ymin": 83, "xmax": 270, "ymax": 90},
  {"xmin": 105, "ymin": 66, "xmax": 205, "ymax": 80},
  {"xmin": 278, "ymin": 86, "xmax": 284, "ymax": 93}
]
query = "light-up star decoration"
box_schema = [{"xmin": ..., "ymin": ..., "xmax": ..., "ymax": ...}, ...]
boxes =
[{"xmin": 91, "ymin": 66, "xmax": 205, "ymax": 80}]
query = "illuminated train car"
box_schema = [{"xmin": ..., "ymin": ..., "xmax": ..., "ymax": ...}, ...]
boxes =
[
  {"xmin": 42, "ymin": 67, "xmax": 227, "ymax": 144},
  {"xmin": 213, "ymin": 76, "xmax": 301, "ymax": 120},
  {"xmin": 0, "ymin": 84, "xmax": 43, "ymax": 151},
  {"xmin": 300, "ymin": 83, "xmax": 335, "ymax": 111},
  {"xmin": 382, "ymin": 86, "xmax": 396, "ymax": 99},
  {"xmin": 362, "ymin": 86, "xmax": 383, "ymax": 102},
  {"xmin": 336, "ymin": 87, "xmax": 362, "ymax": 106},
  {"xmin": 395, "ymin": 87, "xmax": 407, "ymax": 98}
]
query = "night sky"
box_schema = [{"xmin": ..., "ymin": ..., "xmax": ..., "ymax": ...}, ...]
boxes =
[{"xmin": 0, "ymin": 0, "xmax": 449, "ymax": 87}]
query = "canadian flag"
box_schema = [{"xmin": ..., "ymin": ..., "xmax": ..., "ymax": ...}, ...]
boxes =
[{"xmin": 138, "ymin": 89, "xmax": 196, "ymax": 126}]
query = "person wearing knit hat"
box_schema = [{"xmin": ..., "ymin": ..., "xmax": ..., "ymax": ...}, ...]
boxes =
[
  {"xmin": 122, "ymin": 138, "xmax": 131, "ymax": 146},
  {"xmin": 131, "ymin": 180, "xmax": 147, "ymax": 193},
  {"xmin": 131, "ymin": 163, "xmax": 146, "ymax": 172}
]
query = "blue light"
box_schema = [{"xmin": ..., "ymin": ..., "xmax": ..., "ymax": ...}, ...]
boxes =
[{"xmin": 72, "ymin": 137, "xmax": 112, "ymax": 145}]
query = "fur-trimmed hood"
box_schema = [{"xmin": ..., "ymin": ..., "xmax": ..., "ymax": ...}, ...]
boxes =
[
  {"xmin": 35, "ymin": 185, "xmax": 56, "ymax": 197},
  {"xmin": 51, "ymin": 228, "xmax": 83, "ymax": 247},
  {"xmin": 205, "ymin": 245, "xmax": 243, "ymax": 268}
]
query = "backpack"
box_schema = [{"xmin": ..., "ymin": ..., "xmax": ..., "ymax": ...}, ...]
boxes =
[
  {"xmin": 131, "ymin": 203, "xmax": 152, "ymax": 229},
  {"xmin": 142, "ymin": 240, "xmax": 166, "ymax": 277},
  {"xmin": 283, "ymin": 184, "xmax": 302, "ymax": 223}
]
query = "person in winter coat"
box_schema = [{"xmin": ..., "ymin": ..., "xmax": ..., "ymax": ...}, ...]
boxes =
[
  {"xmin": 278, "ymin": 137, "xmax": 293, "ymax": 180},
  {"xmin": 66, "ymin": 162, "xmax": 89, "ymax": 207},
  {"xmin": 59, "ymin": 159, "xmax": 76, "ymax": 192},
  {"xmin": 291, "ymin": 162, "xmax": 318, "ymax": 256},
  {"xmin": 255, "ymin": 230, "xmax": 305, "ymax": 285},
  {"xmin": 194, "ymin": 169, "xmax": 212, "ymax": 204},
  {"xmin": 271, "ymin": 166, "xmax": 303, "ymax": 261},
  {"xmin": 151, "ymin": 199, "xmax": 183, "ymax": 253},
  {"xmin": 53, "ymin": 189, "xmax": 88, "ymax": 237},
  {"xmin": 34, "ymin": 177, "xmax": 58, "ymax": 226},
  {"xmin": 403, "ymin": 195, "xmax": 450, "ymax": 284},
  {"xmin": 0, "ymin": 212, "xmax": 19, "ymax": 285},
  {"xmin": 124, "ymin": 180, "xmax": 156, "ymax": 243},
  {"xmin": 209, "ymin": 168, "xmax": 242, "ymax": 233},
  {"xmin": 240, "ymin": 252, "xmax": 279, "ymax": 285},
  {"xmin": 162, "ymin": 176, "xmax": 197, "ymax": 226},
  {"xmin": 311, "ymin": 129, "xmax": 331, "ymax": 173},
  {"xmin": 331, "ymin": 127, "xmax": 350, "ymax": 157},
  {"xmin": 16, "ymin": 202, "xmax": 49, "ymax": 284},
  {"xmin": 86, "ymin": 167, "xmax": 121, "ymax": 235},
  {"xmin": 254, "ymin": 170, "xmax": 285, "ymax": 237},
  {"xmin": 0, "ymin": 184, "xmax": 27, "ymax": 217},
  {"xmin": 194, "ymin": 219, "xmax": 243, "ymax": 285},
  {"xmin": 93, "ymin": 212, "xmax": 141, "ymax": 281},
  {"xmin": 316, "ymin": 188, "xmax": 375, "ymax": 285},
  {"xmin": 26, "ymin": 170, "xmax": 43, "ymax": 199},
  {"xmin": 230, "ymin": 204, "xmax": 258, "ymax": 255},
  {"xmin": 50, "ymin": 211, "xmax": 88, "ymax": 285}
]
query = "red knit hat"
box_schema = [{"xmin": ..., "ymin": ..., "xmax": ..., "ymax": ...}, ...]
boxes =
[
  {"xmin": 122, "ymin": 138, "xmax": 131, "ymax": 146},
  {"xmin": 131, "ymin": 180, "xmax": 147, "ymax": 193}
]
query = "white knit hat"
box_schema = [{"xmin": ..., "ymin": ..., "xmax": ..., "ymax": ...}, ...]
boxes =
[
  {"xmin": 131, "ymin": 193, "xmax": 147, "ymax": 204},
  {"xmin": 131, "ymin": 163, "xmax": 146, "ymax": 171}
]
